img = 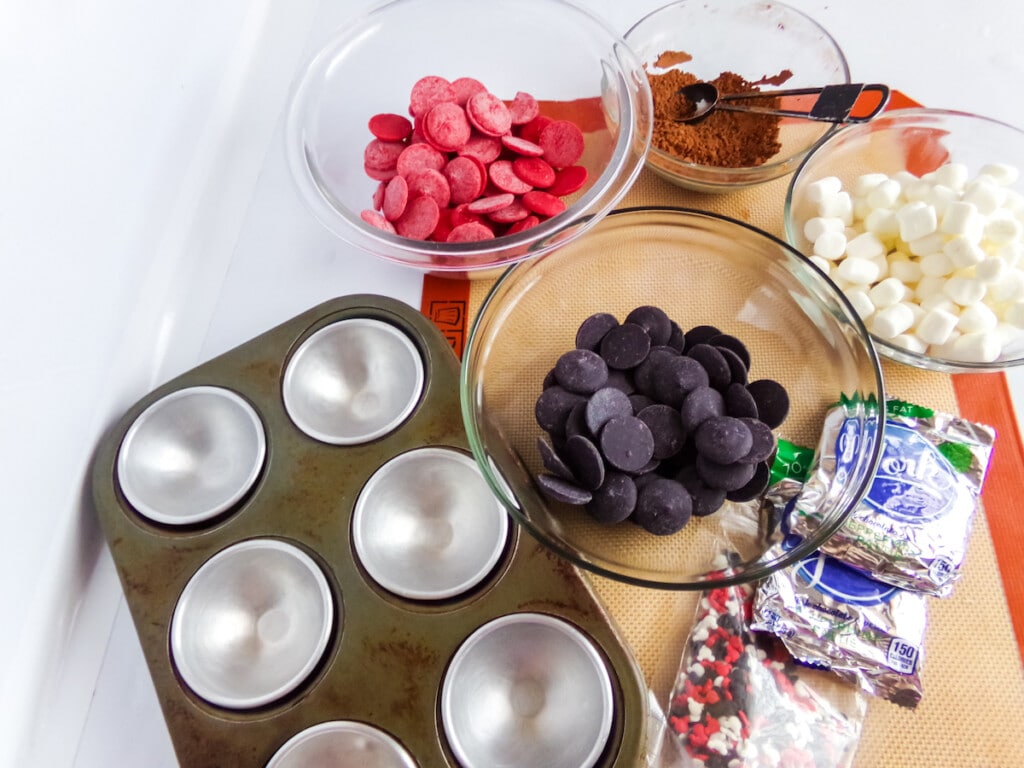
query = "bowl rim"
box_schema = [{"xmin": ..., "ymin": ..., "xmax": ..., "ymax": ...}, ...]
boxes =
[
  {"xmin": 623, "ymin": 0, "xmax": 852, "ymax": 182},
  {"xmin": 460, "ymin": 205, "xmax": 887, "ymax": 590},
  {"xmin": 784, "ymin": 106, "xmax": 1024, "ymax": 372},
  {"xmin": 283, "ymin": 0, "xmax": 653, "ymax": 272}
]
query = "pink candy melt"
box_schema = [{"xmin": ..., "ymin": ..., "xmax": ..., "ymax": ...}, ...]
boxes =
[
  {"xmin": 361, "ymin": 75, "xmax": 590, "ymax": 243},
  {"xmin": 466, "ymin": 91, "xmax": 513, "ymax": 137},
  {"xmin": 394, "ymin": 195, "xmax": 440, "ymax": 239},
  {"xmin": 382, "ymin": 175, "xmax": 409, "ymax": 221},
  {"xmin": 447, "ymin": 221, "xmax": 495, "ymax": 242},
  {"xmin": 361, "ymin": 209, "xmax": 396, "ymax": 233},
  {"xmin": 368, "ymin": 113, "xmax": 413, "ymax": 142},
  {"xmin": 538, "ymin": 120, "xmax": 585, "ymax": 169},
  {"xmin": 423, "ymin": 102, "xmax": 471, "ymax": 152}
]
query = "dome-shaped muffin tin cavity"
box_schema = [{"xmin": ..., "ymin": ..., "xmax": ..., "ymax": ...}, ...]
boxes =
[
  {"xmin": 352, "ymin": 447, "xmax": 509, "ymax": 600},
  {"xmin": 90, "ymin": 295, "xmax": 647, "ymax": 767},
  {"xmin": 266, "ymin": 720, "xmax": 417, "ymax": 768},
  {"xmin": 283, "ymin": 317, "xmax": 424, "ymax": 445},
  {"xmin": 170, "ymin": 538, "xmax": 335, "ymax": 709},
  {"xmin": 116, "ymin": 386, "xmax": 266, "ymax": 525},
  {"xmin": 442, "ymin": 612, "xmax": 615, "ymax": 768}
]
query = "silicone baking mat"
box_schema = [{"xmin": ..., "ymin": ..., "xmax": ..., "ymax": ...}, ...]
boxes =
[{"xmin": 420, "ymin": 91, "xmax": 1024, "ymax": 767}]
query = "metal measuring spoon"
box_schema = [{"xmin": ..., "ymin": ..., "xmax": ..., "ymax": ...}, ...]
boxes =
[{"xmin": 675, "ymin": 82, "xmax": 890, "ymax": 124}]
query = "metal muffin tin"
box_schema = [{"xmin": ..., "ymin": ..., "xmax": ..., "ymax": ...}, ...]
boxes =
[{"xmin": 91, "ymin": 295, "xmax": 647, "ymax": 767}]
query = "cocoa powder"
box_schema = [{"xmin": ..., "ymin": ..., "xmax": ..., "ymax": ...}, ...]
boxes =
[{"xmin": 648, "ymin": 67, "xmax": 783, "ymax": 168}]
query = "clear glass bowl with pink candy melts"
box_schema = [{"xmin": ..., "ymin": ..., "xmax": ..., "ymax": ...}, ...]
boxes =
[
  {"xmin": 285, "ymin": 0, "xmax": 652, "ymax": 276},
  {"xmin": 785, "ymin": 108, "xmax": 1024, "ymax": 372}
]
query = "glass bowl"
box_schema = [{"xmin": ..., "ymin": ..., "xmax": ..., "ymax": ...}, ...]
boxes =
[
  {"xmin": 785, "ymin": 108, "xmax": 1024, "ymax": 372},
  {"xmin": 461, "ymin": 207, "xmax": 885, "ymax": 589},
  {"xmin": 285, "ymin": 0, "xmax": 652, "ymax": 276},
  {"xmin": 623, "ymin": 0, "xmax": 850, "ymax": 193}
]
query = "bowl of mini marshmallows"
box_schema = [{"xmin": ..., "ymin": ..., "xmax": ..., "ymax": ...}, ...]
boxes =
[
  {"xmin": 461, "ymin": 207, "xmax": 884, "ymax": 589},
  {"xmin": 285, "ymin": 0, "xmax": 652, "ymax": 275},
  {"xmin": 785, "ymin": 108, "xmax": 1024, "ymax": 371}
]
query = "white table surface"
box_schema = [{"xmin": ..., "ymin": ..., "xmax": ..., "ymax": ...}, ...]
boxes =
[{"xmin": 2, "ymin": 1, "xmax": 1023, "ymax": 766}]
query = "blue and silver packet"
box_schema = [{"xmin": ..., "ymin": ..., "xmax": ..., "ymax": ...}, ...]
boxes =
[
  {"xmin": 788, "ymin": 398, "xmax": 995, "ymax": 596},
  {"xmin": 753, "ymin": 536, "xmax": 929, "ymax": 708}
]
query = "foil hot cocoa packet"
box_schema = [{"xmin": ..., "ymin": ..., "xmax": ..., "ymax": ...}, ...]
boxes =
[
  {"xmin": 788, "ymin": 397, "xmax": 995, "ymax": 596},
  {"xmin": 752, "ymin": 539, "xmax": 929, "ymax": 708}
]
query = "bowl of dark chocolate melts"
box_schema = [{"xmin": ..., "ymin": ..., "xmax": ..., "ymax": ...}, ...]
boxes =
[{"xmin": 461, "ymin": 207, "xmax": 885, "ymax": 589}]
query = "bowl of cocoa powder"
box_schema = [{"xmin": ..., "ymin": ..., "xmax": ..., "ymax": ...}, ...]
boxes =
[{"xmin": 624, "ymin": 0, "xmax": 850, "ymax": 193}]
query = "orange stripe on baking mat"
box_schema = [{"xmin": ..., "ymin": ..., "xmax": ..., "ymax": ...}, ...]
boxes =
[
  {"xmin": 421, "ymin": 274, "xmax": 471, "ymax": 359},
  {"xmin": 953, "ymin": 373, "xmax": 1024, "ymax": 664}
]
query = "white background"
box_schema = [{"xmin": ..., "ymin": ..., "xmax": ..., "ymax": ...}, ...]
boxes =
[{"xmin": 2, "ymin": 1, "xmax": 1022, "ymax": 766}]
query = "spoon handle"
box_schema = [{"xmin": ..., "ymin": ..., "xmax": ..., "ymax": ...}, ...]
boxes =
[{"xmin": 717, "ymin": 83, "xmax": 891, "ymax": 123}]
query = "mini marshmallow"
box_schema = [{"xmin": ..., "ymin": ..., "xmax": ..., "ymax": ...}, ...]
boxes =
[
  {"xmin": 925, "ymin": 184, "xmax": 958, "ymax": 218},
  {"xmin": 915, "ymin": 274, "xmax": 948, "ymax": 302},
  {"xmin": 869, "ymin": 277, "xmax": 908, "ymax": 308},
  {"xmin": 988, "ymin": 269, "xmax": 1024, "ymax": 303},
  {"xmin": 927, "ymin": 162, "xmax": 969, "ymax": 191},
  {"xmin": 1004, "ymin": 302, "xmax": 1024, "ymax": 328},
  {"xmin": 981, "ymin": 163, "xmax": 1021, "ymax": 186},
  {"xmin": 906, "ymin": 300, "xmax": 926, "ymax": 327},
  {"xmin": 830, "ymin": 276, "xmax": 854, "ymax": 295},
  {"xmin": 996, "ymin": 242, "xmax": 1023, "ymax": 267},
  {"xmin": 908, "ymin": 232, "xmax": 946, "ymax": 257},
  {"xmin": 916, "ymin": 307, "xmax": 960, "ymax": 346},
  {"xmin": 940, "ymin": 201, "xmax": 985, "ymax": 241},
  {"xmin": 867, "ymin": 179, "xmax": 902, "ymax": 209},
  {"xmin": 919, "ymin": 293, "xmax": 958, "ymax": 314},
  {"xmin": 813, "ymin": 230, "xmax": 847, "ymax": 260},
  {"xmin": 871, "ymin": 253, "xmax": 891, "ymax": 281},
  {"xmin": 890, "ymin": 333, "xmax": 928, "ymax": 354},
  {"xmin": 807, "ymin": 175, "xmax": 842, "ymax": 204},
  {"xmin": 870, "ymin": 303, "xmax": 915, "ymax": 339},
  {"xmin": 903, "ymin": 179, "xmax": 932, "ymax": 202},
  {"xmin": 853, "ymin": 197, "xmax": 875, "ymax": 221},
  {"xmin": 943, "ymin": 236, "xmax": 986, "ymax": 269},
  {"xmin": 808, "ymin": 254, "xmax": 832, "ymax": 275},
  {"xmin": 893, "ymin": 170, "xmax": 918, "ymax": 190},
  {"xmin": 983, "ymin": 213, "xmax": 1023, "ymax": 245},
  {"xmin": 845, "ymin": 288, "xmax": 876, "ymax": 320},
  {"xmin": 845, "ymin": 231, "xmax": 886, "ymax": 261},
  {"xmin": 836, "ymin": 256, "xmax": 881, "ymax": 284},
  {"xmin": 919, "ymin": 250, "xmax": 955, "ymax": 277},
  {"xmin": 1004, "ymin": 189, "xmax": 1024, "ymax": 216},
  {"xmin": 803, "ymin": 216, "xmax": 845, "ymax": 242},
  {"xmin": 962, "ymin": 178, "xmax": 1006, "ymax": 215},
  {"xmin": 819, "ymin": 189, "xmax": 854, "ymax": 224},
  {"xmin": 853, "ymin": 172, "xmax": 890, "ymax": 197},
  {"xmin": 992, "ymin": 323, "xmax": 1024, "ymax": 353},
  {"xmin": 889, "ymin": 257, "xmax": 923, "ymax": 284},
  {"xmin": 864, "ymin": 207, "xmax": 901, "ymax": 239},
  {"xmin": 975, "ymin": 257, "xmax": 1008, "ymax": 284},
  {"xmin": 947, "ymin": 332, "xmax": 1002, "ymax": 363},
  {"xmin": 897, "ymin": 200, "xmax": 938, "ymax": 242},
  {"xmin": 959, "ymin": 302, "xmax": 999, "ymax": 334},
  {"xmin": 943, "ymin": 275, "xmax": 987, "ymax": 306}
]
